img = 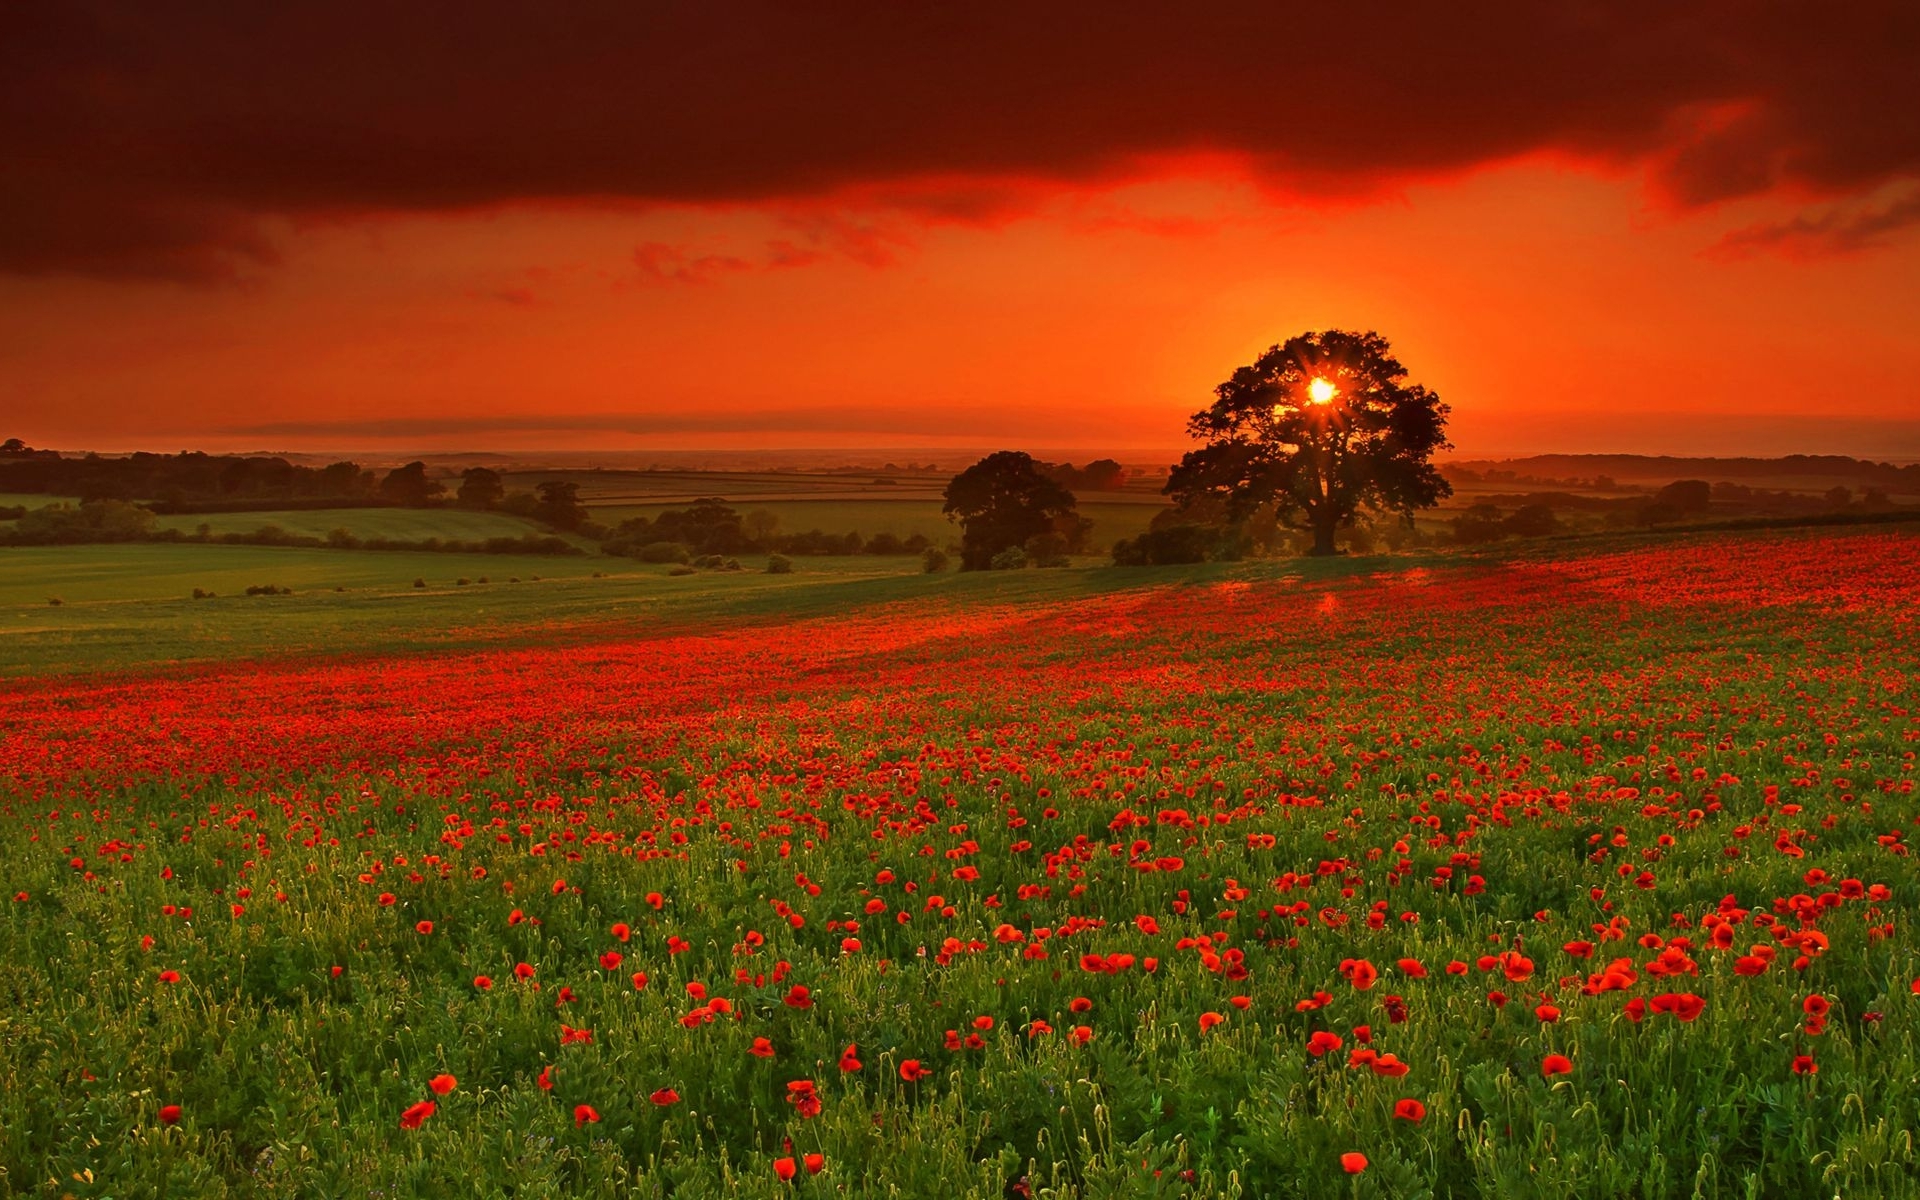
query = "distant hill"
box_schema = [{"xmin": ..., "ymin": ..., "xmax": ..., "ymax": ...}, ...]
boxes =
[{"xmin": 1442, "ymin": 454, "xmax": 1920, "ymax": 495}]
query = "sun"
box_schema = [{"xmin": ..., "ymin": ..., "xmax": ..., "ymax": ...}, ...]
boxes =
[{"xmin": 1307, "ymin": 377, "xmax": 1338, "ymax": 405}]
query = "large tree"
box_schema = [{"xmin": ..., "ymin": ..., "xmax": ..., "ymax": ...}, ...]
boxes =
[
  {"xmin": 1167, "ymin": 329, "xmax": 1451, "ymax": 555},
  {"xmin": 943, "ymin": 451, "xmax": 1080, "ymax": 570}
]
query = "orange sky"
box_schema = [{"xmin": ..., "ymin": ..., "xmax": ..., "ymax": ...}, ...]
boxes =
[{"xmin": 3, "ymin": 4, "xmax": 1917, "ymax": 459}]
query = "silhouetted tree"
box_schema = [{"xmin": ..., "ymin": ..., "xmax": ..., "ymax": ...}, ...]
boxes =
[
  {"xmin": 1653, "ymin": 479, "xmax": 1712, "ymax": 514},
  {"xmin": 458, "ymin": 467, "xmax": 505, "ymax": 508},
  {"xmin": 534, "ymin": 480, "xmax": 589, "ymax": 531},
  {"xmin": 943, "ymin": 451, "xmax": 1080, "ymax": 570},
  {"xmin": 1167, "ymin": 330, "xmax": 1451, "ymax": 555},
  {"xmin": 1503, "ymin": 503, "xmax": 1563, "ymax": 537},
  {"xmin": 378, "ymin": 461, "xmax": 445, "ymax": 506}
]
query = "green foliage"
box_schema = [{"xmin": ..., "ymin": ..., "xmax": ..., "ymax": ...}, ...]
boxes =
[{"xmin": 944, "ymin": 452, "xmax": 1081, "ymax": 570}]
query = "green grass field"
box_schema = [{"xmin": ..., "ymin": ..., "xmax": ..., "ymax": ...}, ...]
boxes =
[
  {"xmin": 0, "ymin": 537, "xmax": 1410, "ymax": 678},
  {"xmin": 590, "ymin": 497, "xmax": 1170, "ymax": 549},
  {"xmin": 148, "ymin": 506, "xmax": 562, "ymax": 542}
]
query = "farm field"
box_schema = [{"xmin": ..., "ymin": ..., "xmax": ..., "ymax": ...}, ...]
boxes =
[
  {"xmin": 0, "ymin": 542, "xmax": 974, "ymax": 677},
  {"xmin": 2, "ymin": 526, "xmax": 1917, "ymax": 1197},
  {"xmin": 590, "ymin": 498, "xmax": 1170, "ymax": 550},
  {"xmin": 147, "ymin": 507, "xmax": 564, "ymax": 543}
]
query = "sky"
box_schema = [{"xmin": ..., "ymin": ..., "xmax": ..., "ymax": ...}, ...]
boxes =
[{"xmin": 3, "ymin": 2, "xmax": 1918, "ymax": 459}]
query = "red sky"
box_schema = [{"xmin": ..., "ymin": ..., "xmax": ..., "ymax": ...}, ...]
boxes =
[{"xmin": 3, "ymin": 2, "xmax": 1918, "ymax": 458}]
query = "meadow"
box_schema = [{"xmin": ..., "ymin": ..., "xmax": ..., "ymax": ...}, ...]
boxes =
[{"xmin": 1, "ymin": 526, "xmax": 1916, "ymax": 1197}]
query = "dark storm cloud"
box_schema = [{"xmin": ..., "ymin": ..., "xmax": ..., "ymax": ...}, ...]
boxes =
[
  {"xmin": 1708, "ymin": 187, "xmax": 1920, "ymax": 259},
  {"xmin": 4, "ymin": 1, "xmax": 1916, "ymax": 280}
]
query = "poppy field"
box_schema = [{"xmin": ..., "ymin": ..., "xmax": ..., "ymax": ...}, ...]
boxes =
[{"xmin": 3, "ymin": 527, "xmax": 1918, "ymax": 1198}]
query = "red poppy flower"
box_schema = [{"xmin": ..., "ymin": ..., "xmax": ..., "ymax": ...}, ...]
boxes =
[
  {"xmin": 899, "ymin": 1059, "xmax": 929, "ymax": 1081},
  {"xmin": 773, "ymin": 1157, "xmax": 797, "ymax": 1182},
  {"xmin": 1803, "ymin": 994, "xmax": 1831, "ymax": 1017},
  {"xmin": 473, "ymin": 975, "xmax": 493, "ymax": 990},
  {"xmin": 611, "ymin": 922, "xmax": 631, "ymax": 942},
  {"xmin": 1341, "ymin": 1152, "xmax": 1368, "ymax": 1174},
  {"xmin": 400, "ymin": 1100, "xmax": 436, "ymax": 1129},
  {"xmin": 514, "ymin": 962, "xmax": 536, "ymax": 980},
  {"xmin": 1396, "ymin": 957, "xmax": 1428, "ymax": 978},
  {"xmin": 574, "ymin": 1104, "xmax": 601, "ymax": 1127},
  {"xmin": 415, "ymin": 920, "xmax": 433, "ymax": 935},
  {"xmin": 751, "ymin": 1037, "xmax": 776, "ymax": 1058},
  {"xmin": 1541, "ymin": 1054, "xmax": 1574, "ymax": 1077},
  {"xmin": 1070, "ymin": 1025, "xmax": 1093, "ymax": 1045},
  {"xmin": 783, "ymin": 985, "xmax": 812, "ymax": 1009},
  {"xmin": 650, "ymin": 1088, "xmax": 680, "ymax": 1105},
  {"xmin": 600, "ymin": 951, "xmax": 624, "ymax": 970},
  {"xmin": 1198, "ymin": 1012, "xmax": 1225, "ymax": 1033},
  {"xmin": 1393, "ymin": 1098, "xmax": 1426, "ymax": 1123},
  {"xmin": 1069, "ymin": 997, "xmax": 1093, "ymax": 1013},
  {"xmin": 1535, "ymin": 1004, "xmax": 1561, "ymax": 1023},
  {"xmin": 157, "ymin": 1104, "xmax": 182, "ymax": 1125},
  {"xmin": 429, "ymin": 1073, "xmax": 457, "ymax": 1095},
  {"xmin": 537, "ymin": 1065, "xmax": 553, "ymax": 1091},
  {"xmin": 1307, "ymin": 1031, "xmax": 1344, "ymax": 1057},
  {"xmin": 838, "ymin": 1044, "xmax": 862, "ymax": 1071},
  {"xmin": 804, "ymin": 1153, "xmax": 825, "ymax": 1175},
  {"xmin": 1792, "ymin": 1055, "xmax": 1818, "ymax": 1075},
  {"xmin": 972, "ymin": 1015, "xmax": 994, "ymax": 1031}
]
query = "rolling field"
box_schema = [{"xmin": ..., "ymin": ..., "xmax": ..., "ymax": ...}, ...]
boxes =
[
  {"xmin": 587, "ymin": 498, "xmax": 1170, "ymax": 550},
  {"xmin": 1, "ymin": 527, "xmax": 1917, "ymax": 1196},
  {"xmin": 148, "ymin": 507, "xmax": 565, "ymax": 543}
]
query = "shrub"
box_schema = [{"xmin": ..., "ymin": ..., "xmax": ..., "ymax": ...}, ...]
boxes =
[
  {"xmin": 243, "ymin": 584, "xmax": 292, "ymax": 596},
  {"xmin": 921, "ymin": 547, "xmax": 949, "ymax": 573},
  {"xmin": 639, "ymin": 541, "xmax": 692, "ymax": 564},
  {"xmin": 667, "ymin": 564, "xmax": 698, "ymax": 576},
  {"xmin": 1112, "ymin": 524, "xmax": 1220, "ymax": 566},
  {"xmin": 412, "ymin": 578, "xmax": 427, "ymax": 589},
  {"xmin": 47, "ymin": 597, "xmax": 63, "ymax": 607},
  {"xmin": 988, "ymin": 545, "xmax": 1029, "ymax": 570},
  {"xmin": 1024, "ymin": 532, "xmax": 1071, "ymax": 568},
  {"xmin": 455, "ymin": 577, "xmax": 470, "ymax": 586},
  {"xmin": 766, "ymin": 554, "xmax": 794, "ymax": 575},
  {"xmin": 191, "ymin": 587, "xmax": 214, "ymax": 600}
]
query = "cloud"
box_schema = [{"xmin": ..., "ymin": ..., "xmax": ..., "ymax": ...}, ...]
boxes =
[
  {"xmin": 1707, "ymin": 188, "xmax": 1920, "ymax": 259},
  {"xmin": 3, "ymin": 1, "xmax": 1916, "ymax": 281},
  {"xmin": 632, "ymin": 242, "xmax": 755, "ymax": 285}
]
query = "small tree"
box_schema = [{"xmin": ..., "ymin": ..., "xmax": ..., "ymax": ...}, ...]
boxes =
[
  {"xmin": 534, "ymin": 481, "xmax": 589, "ymax": 531},
  {"xmin": 458, "ymin": 467, "xmax": 505, "ymax": 508},
  {"xmin": 942, "ymin": 451, "xmax": 1080, "ymax": 570},
  {"xmin": 1167, "ymin": 330, "xmax": 1451, "ymax": 555},
  {"xmin": 378, "ymin": 461, "xmax": 445, "ymax": 507}
]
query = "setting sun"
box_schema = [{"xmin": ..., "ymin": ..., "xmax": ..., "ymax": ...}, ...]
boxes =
[{"xmin": 1308, "ymin": 377, "xmax": 1338, "ymax": 405}]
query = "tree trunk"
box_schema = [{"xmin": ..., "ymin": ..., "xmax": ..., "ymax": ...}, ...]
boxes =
[{"xmin": 1309, "ymin": 512, "xmax": 1338, "ymax": 556}]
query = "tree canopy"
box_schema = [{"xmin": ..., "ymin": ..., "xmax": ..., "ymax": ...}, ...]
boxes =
[
  {"xmin": 943, "ymin": 451, "xmax": 1080, "ymax": 570},
  {"xmin": 1166, "ymin": 329, "xmax": 1451, "ymax": 555},
  {"xmin": 377, "ymin": 461, "xmax": 445, "ymax": 507}
]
